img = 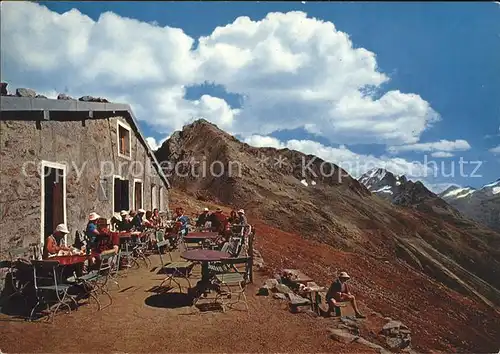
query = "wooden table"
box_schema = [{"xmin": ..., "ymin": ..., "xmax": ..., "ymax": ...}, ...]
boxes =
[
  {"xmin": 181, "ymin": 249, "xmax": 230, "ymax": 283},
  {"xmin": 48, "ymin": 254, "xmax": 94, "ymax": 266}
]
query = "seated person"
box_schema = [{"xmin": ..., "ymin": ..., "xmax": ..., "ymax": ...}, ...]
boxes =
[
  {"xmin": 208, "ymin": 208, "xmax": 227, "ymax": 233},
  {"xmin": 228, "ymin": 210, "xmax": 238, "ymax": 224},
  {"xmin": 175, "ymin": 208, "xmax": 190, "ymax": 236},
  {"xmin": 43, "ymin": 223, "xmax": 71, "ymax": 258},
  {"xmin": 118, "ymin": 210, "xmax": 133, "ymax": 231},
  {"xmin": 110, "ymin": 213, "xmax": 122, "ymax": 231},
  {"xmin": 237, "ymin": 209, "xmax": 248, "ymax": 226},
  {"xmin": 326, "ymin": 271, "xmax": 365, "ymax": 318},
  {"xmin": 152, "ymin": 208, "xmax": 161, "ymax": 227},
  {"xmin": 86, "ymin": 212, "xmax": 102, "ymax": 253},
  {"xmin": 144, "ymin": 210, "xmax": 155, "ymax": 228},
  {"xmin": 196, "ymin": 208, "xmax": 210, "ymax": 228},
  {"xmin": 131, "ymin": 209, "xmax": 146, "ymax": 231}
]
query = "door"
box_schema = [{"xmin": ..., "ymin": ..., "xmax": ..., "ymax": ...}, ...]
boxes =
[
  {"xmin": 44, "ymin": 167, "xmax": 64, "ymax": 240},
  {"xmin": 114, "ymin": 178, "xmax": 130, "ymax": 212},
  {"xmin": 134, "ymin": 181, "xmax": 142, "ymax": 210}
]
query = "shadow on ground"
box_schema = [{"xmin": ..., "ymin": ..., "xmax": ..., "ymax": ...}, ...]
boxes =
[{"xmin": 145, "ymin": 292, "xmax": 193, "ymax": 309}]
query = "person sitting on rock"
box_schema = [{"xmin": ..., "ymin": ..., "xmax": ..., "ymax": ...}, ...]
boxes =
[{"xmin": 326, "ymin": 271, "xmax": 365, "ymax": 318}]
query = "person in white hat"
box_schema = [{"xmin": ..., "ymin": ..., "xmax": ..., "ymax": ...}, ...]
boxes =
[
  {"xmin": 85, "ymin": 212, "xmax": 102, "ymax": 253},
  {"xmin": 43, "ymin": 223, "xmax": 71, "ymax": 258},
  {"xmin": 196, "ymin": 207, "xmax": 210, "ymax": 228},
  {"xmin": 325, "ymin": 271, "xmax": 365, "ymax": 318},
  {"xmin": 237, "ymin": 209, "xmax": 248, "ymax": 226}
]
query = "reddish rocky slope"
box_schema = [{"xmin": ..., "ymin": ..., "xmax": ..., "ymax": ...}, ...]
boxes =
[{"xmin": 156, "ymin": 120, "xmax": 500, "ymax": 309}]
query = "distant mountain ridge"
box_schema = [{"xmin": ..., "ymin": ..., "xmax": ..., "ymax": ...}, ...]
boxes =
[{"xmin": 439, "ymin": 180, "xmax": 500, "ymax": 231}]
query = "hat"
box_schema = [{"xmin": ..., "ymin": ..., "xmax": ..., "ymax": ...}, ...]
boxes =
[
  {"xmin": 89, "ymin": 212, "xmax": 100, "ymax": 221},
  {"xmin": 339, "ymin": 271, "xmax": 350, "ymax": 279},
  {"xmin": 237, "ymin": 209, "xmax": 245, "ymax": 214},
  {"xmin": 138, "ymin": 209, "xmax": 146, "ymax": 214},
  {"xmin": 55, "ymin": 223, "xmax": 69, "ymax": 234},
  {"xmin": 113, "ymin": 213, "xmax": 122, "ymax": 220},
  {"xmin": 120, "ymin": 210, "xmax": 128, "ymax": 216},
  {"xmin": 203, "ymin": 207, "xmax": 209, "ymax": 212}
]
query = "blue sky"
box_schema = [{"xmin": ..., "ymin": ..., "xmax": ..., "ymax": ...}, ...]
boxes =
[{"xmin": 2, "ymin": 1, "xmax": 499, "ymax": 190}]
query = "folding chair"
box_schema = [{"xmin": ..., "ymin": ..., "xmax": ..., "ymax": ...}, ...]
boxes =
[
  {"xmin": 69, "ymin": 252, "xmax": 115, "ymax": 311},
  {"xmin": 157, "ymin": 245, "xmax": 194, "ymax": 293},
  {"xmin": 29, "ymin": 260, "xmax": 78, "ymax": 322},
  {"xmin": 214, "ymin": 257, "xmax": 251, "ymax": 312},
  {"xmin": 2, "ymin": 247, "xmax": 33, "ymax": 306}
]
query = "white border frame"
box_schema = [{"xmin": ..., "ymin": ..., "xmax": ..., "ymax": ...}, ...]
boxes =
[
  {"xmin": 132, "ymin": 178, "xmax": 144, "ymax": 210},
  {"xmin": 116, "ymin": 119, "xmax": 132, "ymax": 160},
  {"xmin": 40, "ymin": 160, "xmax": 67, "ymax": 246}
]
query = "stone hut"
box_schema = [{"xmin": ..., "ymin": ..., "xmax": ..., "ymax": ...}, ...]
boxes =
[{"xmin": 0, "ymin": 96, "xmax": 170, "ymax": 256}]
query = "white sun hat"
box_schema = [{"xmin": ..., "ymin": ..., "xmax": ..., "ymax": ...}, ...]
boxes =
[
  {"xmin": 204, "ymin": 207, "xmax": 209, "ymax": 212},
  {"xmin": 120, "ymin": 210, "xmax": 128, "ymax": 216},
  {"xmin": 138, "ymin": 209, "xmax": 146, "ymax": 214},
  {"xmin": 237, "ymin": 209, "xmax": 245, "ymax": 214},
  {"xmin": 89, "ymin": 212, "xmax": 100, "ymax": 221},
  {"xmin": 339, "ymin": 271, "xmax": 351, "ymax": 279},
  {"xmin": 55, "ymin": 223, "xmax": 69, "ymax": 234}
]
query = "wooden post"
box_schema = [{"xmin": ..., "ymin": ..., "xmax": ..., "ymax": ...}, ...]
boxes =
[{"xmin": 248, "ymin": 228, "xmax": 255, "ymax": 283}]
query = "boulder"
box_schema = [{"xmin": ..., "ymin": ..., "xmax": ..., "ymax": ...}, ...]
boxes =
[
  {"xmin": 0, "ymin": 82, "xmax": 7, "ymax": 95},
  {"xmin": 329, "ymin": 328, "xmax": 359, "ymax": 344},
  {"xmin": 341, "ymin": 317, "xmax": 360, "ymax": 329},
  {"xmin": 386, "ymin": 337, "xmax": 404, "ymax": 349},
  {"xmin": 275, "ymin": 283, "xmax": 293, "ymax": 294},
  {"xmin": 57, "ymin": 93, "xmax": 74, "ymax": 100},
  {"xmin": 79, "ymin": 95, "xmax": 109, "ymax": 103},
  {"xmin": 257, "ymin": 278, "xmax": 279, "ymax": 296},
  {"xmin": 355, "ymin": 337, "xmax": 392, "ymax": 354},
  {"xmin": 16, "ymin": 88, "xmax": 36, "ymax": 98},
  {"xmin": 273, "ymin": 293, "xmax": 287, "ymax": 300}
]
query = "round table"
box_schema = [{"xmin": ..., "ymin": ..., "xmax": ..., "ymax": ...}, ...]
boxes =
[{"xmin": 181, "ymin": 249, "xmax": 230, "ymax": 293}]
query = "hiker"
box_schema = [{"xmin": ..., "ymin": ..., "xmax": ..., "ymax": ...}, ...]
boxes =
[
  {"xmin": 196, "ymin": 207, "xmax": 210, "ymax": 227},
  {"xmin": 237, "ymin": 209, "xmax": 248, "ymax": 226},
  {"xmin": 326, "ymin": 271, "xmax": 365, "ymax": 318},
  {"xmin": 43, "ymin": 223, "xmax": 71, "ymax": 258}
]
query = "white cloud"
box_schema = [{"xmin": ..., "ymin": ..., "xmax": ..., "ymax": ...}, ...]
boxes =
[
  {"xmin": 146, "ymin": 136, "xmax": 169, "ymax": 151},
  {"xmin": 388, "ymin": 139, "xmax": 471, "ymax": 154},
  {"xmin": 431, "ymin": 151, "xmax": 454, "ymax": 158},
  {"xmin": 244, "ymin": 135, "xmax": 431, "ymax": 178},
  {"xmin": 1, "ymin": 2, "xmax": 440, "ymax": 146},
  {"xmin": 490, "ymin": 145, "xmax": 500, "ymax": 154}
]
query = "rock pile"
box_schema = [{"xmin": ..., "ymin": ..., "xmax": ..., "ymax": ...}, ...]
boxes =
[
  {"xmin": 381, "ymin": 319, "xmax": 412, "ymax": 350},
  {"xmin": 57, "ymin": 93, "xmax": 74, "ymax": 100},
  {"xmin": 79, "ymin": 95, "xmax": 109, "ymax": 103}
]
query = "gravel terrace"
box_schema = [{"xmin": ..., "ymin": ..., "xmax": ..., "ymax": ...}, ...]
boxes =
[{"xmin": 0, "ymin": 254, "xmax": 369, "ymax": 353}]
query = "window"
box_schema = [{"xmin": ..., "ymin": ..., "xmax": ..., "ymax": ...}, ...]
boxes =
[
  {"xmin": 133, "ymin": 179, "xmax": 143, "ymax": 210},
  {"xmin": 117, "ymin": 120, "xmax": 131, "ymax": 158},
  {"xmin": 151, "ymin": 184, "xmax": 158, "ymax": 210},
  {"xmin": 113, "ymin": 176, "xmax": 130, "ymax": 212}
]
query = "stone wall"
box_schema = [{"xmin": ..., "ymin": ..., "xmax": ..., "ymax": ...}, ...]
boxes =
[{"xmin": 0, "ymin": 115, "xmax": 169, "ymax": 256}]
